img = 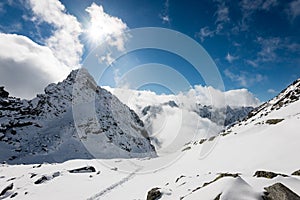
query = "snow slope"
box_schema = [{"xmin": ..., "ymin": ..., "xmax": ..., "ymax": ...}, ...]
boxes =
[
  {"xmin": 0, "ymin": 69, "xmax": 155, "ymax": 164},
  {"xmin": 0, "ymin": 79, "xmax": 299, "ymax": 199}
]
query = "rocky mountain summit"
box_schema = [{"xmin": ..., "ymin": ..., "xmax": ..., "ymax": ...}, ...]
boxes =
[{"xmin": 0, "ymin": 69, "xmax": 155, "ymax": 164}]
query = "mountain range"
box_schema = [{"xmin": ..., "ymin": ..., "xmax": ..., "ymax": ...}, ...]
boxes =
[{"xmin": 0, "ymin": 70, "xmax": 299, "ymax": 199}]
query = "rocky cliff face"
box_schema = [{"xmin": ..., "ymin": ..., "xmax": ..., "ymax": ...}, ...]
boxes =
[{"xmin": 0, "ymin": 69, "xmax": 155, "ymax": 164}]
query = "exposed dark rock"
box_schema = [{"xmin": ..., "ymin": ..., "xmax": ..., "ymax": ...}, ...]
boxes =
[
  {"xmin": 0, "ymin": 183, "xmax": 13, "ymax": 196},
  {"xmin": 8, "ymin": 156, "xmax": 17, "ymax": 161},
  {"xmin": 266, "ymin": 119, "xmax": 284, "ymax": 125},
  {"xmin": 30, "ymin": 173, "xmax": 37, "ymax": 178},
  {"xmin": 142, "ymin": 106, "xmax": 151, "ymax": 116},
  {"xmin": 214, "ymin": 193, "xmax": 222, "ymax": 200},
  {"xmin": 6, "ymin": 177, "xmax": 16, "ymax": 181},
  {"xmin": 147, "ymin": 187, "xmax": 162, "ymax": 200},
  {"xmin": 0, "ymin": 87, "xmax": 9, "ymax": 98},
  {"xmin": 192, "ymin": 173, "xmax": 240, "ymax": 192},
  {"xmin": 262, "ymin": 182, "xmax": 300, "ymax": 200},
  {"xmin": 208, "ymin": 136, "xmax": 217, "ymax": 141},
  {"xmin": 68, "ymin": 166, "xmax": 96, "ymax": 173},
  {"xmin": 33, "ymin": 164, "xmax": 42, "ymax": 168},
  {"xmin": 34, "ymin": 176, "xmax": 48, "ymax": 184},
  {"xmin": 164, "ymin": 100, "xmax": 178, "ymax": 108},
  {"xmin": 175, "ymin": 175, "xmax": 186, "ymax": 183},
  {"xmin": 181, "ymin": 146, "xmax": 191, "ymax": 152},
  {"xmin": 254, "ymin": 170, "xmax": 288, "ymax": 179},
  {"xmin": 10, "ymin": 192, "xmax": 18, "ymax": 198},
  {"xmin": 52, "ymin": 172, "xmax": 60, "ymax": 178},
  {"xmin": 292, "ymin": 169, "xmax": 300, "ymax": 176},
  {"xmin": 199, "ymin": 139, "xmax": 206, "ymax": 144}
]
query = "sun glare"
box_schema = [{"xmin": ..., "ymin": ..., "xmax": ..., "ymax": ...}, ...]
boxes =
[
  {"xmin": 85, "ymin": 3, "xmax": 127, "ymax": 47},
  {"xmin": 87, "ymin": 24, "xmax": 105, "ymax": 44}
]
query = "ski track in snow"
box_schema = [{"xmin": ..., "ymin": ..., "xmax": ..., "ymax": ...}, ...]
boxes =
[{"xmin": 87, "ymin": 165, "xmax": 143, "ymax": 200}]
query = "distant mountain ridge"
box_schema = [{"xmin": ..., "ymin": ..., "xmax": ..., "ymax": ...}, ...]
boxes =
[{"xmin": 0, "ymin": 69, "xmax": 155, "ymax": 164}]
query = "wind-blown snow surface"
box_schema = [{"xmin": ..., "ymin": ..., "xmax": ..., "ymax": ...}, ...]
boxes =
[
  {"xmin": 1, "ymin": 79, "xmax": 300, "ymax": 199},
  {"xmin": 0, "ymin": 69, "xmax": 155, "ymax": 164},
  {"xmin": 104, "ymin": 86, "xmax": 257, "ymax": 155}
]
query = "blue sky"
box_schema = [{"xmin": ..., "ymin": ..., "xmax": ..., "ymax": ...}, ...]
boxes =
[{"xmin": 0, "ymin": 0, "xmax": 299, "ymax": 101}]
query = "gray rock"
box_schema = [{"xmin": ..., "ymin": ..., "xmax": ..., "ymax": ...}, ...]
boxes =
[
  {"xmin": 0, "ymin": 87, "xmax": 9, "ymax": 98},
  {"xmin": 147, "ymin": 187, "xmax": 162, "ymax": 200},
  {"xmin": 263, "ymin": 182, "xmax": 300, "ymax": 200},
  {"xmin": 254, "ymin": 170, "xmax": 288, "ymax": 179},
  {"xmin": 292, "ymin": 169, "xmax": 300, "ymax": 176},
  {"xmin": 34, "ymin": 176, "xmax": 48, "ymax": 184},
  {"xmin": 0, "ymin": 183, "xmax": 13, "ymax": 196},
  {"xmin": 68, "ymin": 166, "xmax": 96, "ymax": 173}
]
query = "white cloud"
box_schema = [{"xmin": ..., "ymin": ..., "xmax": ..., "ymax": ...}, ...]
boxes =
[
  {"xmin": 224, "ymin": 88, "xmax": 260, "ymax": 107},
  {"xmin": 224, "ymin": 69, "xmax": 266, "ymax": 87},
  {"xmin": 286, "ymin": 42, "xmax": 300, "ymax": 52},
  {"xmin": 0, "ymin": 22, "xmax": 22, "ymax": 33},
  {"xmin": 196, "ymin": 26, "xmax": 215, "ymax": 42},
  {"xmin": 256, "ymin": 36, "xmax": 281, "ymax": 62},
  {"xmin": 0, "ymin": 33, "xmax": 69, "ymax": 99},
  {"xmin": 224, "ymin": 69, "xmax": 247, "ymax": 87},
  {"xmin": 225, "ymin": 52, "xmax": 238, "ymax": 63},
  {"xmin": 215, "ymin": 2, "xmax": 230, "ymax": 23},
  {"xmin": 195, "ymin": 1, "xmax": 229, "ymax": 42},
  {"xmin": 179, "ymin": 85, "xmax": 260, "ymax": 108},
  {"xmin": 85, "ymin": 3, "xmax": 128, "ymax": 51},
  {"xmin": 267, "ymin": 89, "xmax": 277, "ymax": 94},
  {"xmin": 106, "ymin": 85, "xmax": 260, "ymax": 153},
  {"xmin": 245, "ymin": 59, "xmax": 258, "ymax": 67},
  {"xmin": 288, "ymin": 0, "xmax": 300, "ymax": 20},
  {"xmin": 98, "ymin": 52, "xmax": 114, "ymax": 66},
  {"xmin": 161, "ymin": 15, "xmax": 170, "ymax": 24},
  {"xmin": 240, "ymin": 0, "xmax": 278, "ymax": 12},
  {"xmin": 28, "ymin": 0, "xmax": 83, "ymax": 68},
  {"xmin": 254, "ymin": 36, "xmax": 300, "ymax": 64},
  {"xmin": 239, "ymin": 0, "xmax": 278, "ymax": 31},
  {"xmin": 160, "ymin": 0, "xmax": 170, "ymax": 24},
  {"xmin": 0, "ymin": 2, "xmax": 4, "ymax": 14},
  {"xmin": 262, "ymin": 0, "xmax": 278, "ymax": 10},
  {"xmin": 106, "ymin": 84, "xmax": 260, "ymax": 111}
]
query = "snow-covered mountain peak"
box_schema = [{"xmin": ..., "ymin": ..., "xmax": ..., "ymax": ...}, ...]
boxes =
[{"xmin": 0, "ymin": 69, "xmax": 156, "ymax": 164}]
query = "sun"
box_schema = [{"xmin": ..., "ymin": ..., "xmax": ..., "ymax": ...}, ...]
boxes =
[
  {"xmin": 86, "ymin": 24, "xmax": 105, "ymax": 45},
  {"xmin": 85, "ymin": 3, "xmax": 127, "ymax": 47}
]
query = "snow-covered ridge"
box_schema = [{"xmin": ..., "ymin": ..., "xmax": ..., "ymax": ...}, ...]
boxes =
[
  {"xmin": 244, "ymin": 78, "xmax": 300, "ymax": 122},
  {"xmin": 0, "ymin": 69, "xmax": 155, "ymax": 164}
]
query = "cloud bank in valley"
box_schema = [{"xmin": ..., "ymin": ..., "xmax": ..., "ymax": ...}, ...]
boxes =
[{"xmin": 105, "ymin": 85, "xmax": 260, "ymax": 111}]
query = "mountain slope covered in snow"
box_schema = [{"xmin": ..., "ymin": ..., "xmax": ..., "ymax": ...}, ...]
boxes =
[
  {"xmin": 0, "ymin": 78, "xmax": 299, "ymax": 200},
  {"xmin": 0, "ymin": 69, "xmax": 155, "ymax": 164}
]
